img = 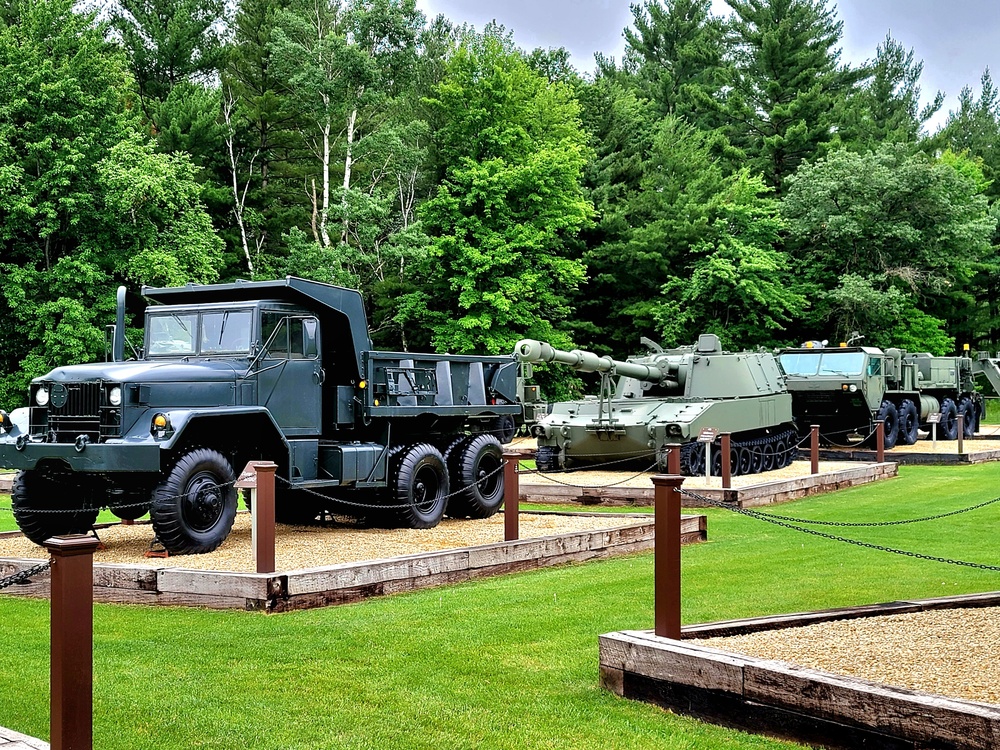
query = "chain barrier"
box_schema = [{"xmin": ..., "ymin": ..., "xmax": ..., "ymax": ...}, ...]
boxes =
[
  {"xmin": 0, "ymin": 559, "xmax": 52, "ymax": 590},
  {"xmin": 680, "ymin": 487, "xmax": 1000, "ymax": 572},
  {"xmin": 728, "ymin": 495, "xmax": 1000, "ymax": 528},
  {"xmin": 818, "ymin": 425, "xmax": 878, "ymax": 449},
  {"xmin": 0, "ymin": 479, "xmax": 237, "ymax": 516},
  {"xmin": 518, "ymin": 462, "xmax": 660, "ymax": 489}
]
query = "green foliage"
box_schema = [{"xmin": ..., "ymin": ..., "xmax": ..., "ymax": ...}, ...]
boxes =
[
  {"xmin": 781, "ymin": 144, "xmax": 996, "ymax": 345},
  {"xmin": 408, "ymin": 28, "xmax": 592, "ymax": 356},
  {"xmin": 721, "ymin": 0, "xmax": 860, "ymax": 194}
]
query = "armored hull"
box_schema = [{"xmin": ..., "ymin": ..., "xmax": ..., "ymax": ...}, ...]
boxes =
[{"xmin": 516, "ymin": 335, "xmax": 796, "ymax": 476}]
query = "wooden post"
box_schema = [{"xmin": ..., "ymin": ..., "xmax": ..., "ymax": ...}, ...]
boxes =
[
  {"xmin": 876, "ymin": 419, "xmax": 885, "ymax": 463},
  {"xmin": 957, "ymin": 413, "xmax": 965, "ymax": 454},
  {"xmin": 503, "ymin": 451, "xmax": 519, "ymax": 542},
  {"xmin": 652, "ymin": 474, "xmax": 684, "ymax": 640},
  {"xmin": 811, "ymin": 425, "xmax": 819, "ymax": 475},
  {"xmin": 721, "ymin": 433, "xmax": 732, "ymax": 489},
  {"xmin": 46, "ymin": 534, "xmax": 100, "ymax": 750},
  {"xmin": 666, "ymin": 444, "xmax": 681, "ymax": 475},
  {"xmin": 253, "ymin": 462, "xmax": 277, "ymax": 574}
]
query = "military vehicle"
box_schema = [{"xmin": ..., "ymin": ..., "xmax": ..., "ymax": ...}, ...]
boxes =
[
  {"xmin": 0, "ymin": 277, "xmax": 522, "ymax": 554},
  {"xmin": 777, "ymin": 337, "xmax": 1000, "ymax": 449},
  {"xmin": 513, "ymin": 334, "xmax": 797, "ymax": 477}
]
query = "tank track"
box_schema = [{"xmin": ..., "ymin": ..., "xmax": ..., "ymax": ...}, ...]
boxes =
[{"xmin": 676, "ymin": 427, "xmax": 798, "ymax": 477}]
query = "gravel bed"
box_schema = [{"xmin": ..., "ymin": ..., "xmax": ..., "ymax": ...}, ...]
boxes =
[
  {"xmin": 693, "ymin": 607, "xmax": 1000, "ymax": 705},
  {"xmin": 0, "ymin": 512, "xmax": 646, "ymax": 572}
]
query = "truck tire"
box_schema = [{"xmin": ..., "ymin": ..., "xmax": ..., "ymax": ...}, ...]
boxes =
[
  {"xmin": 391, "ymin": 443, "xmax": 448, "ymax": 529},
  {"xmin": 939, "ymin": 398, "xmax": 959, "ymax": 440},
  {"xmin": 898, "ymin": 399, "xmax": 920, "ymax": 445},
  {"xmin": 958, "ymin": 397, "xmax": 977, "ymax": 438},
  {"xmin": 490, "ymin": 416, "xmax": 517, "ymax": 444},
  {"xmin": 447, "ymin": 434, "xmax": 504, "ymax": 519},
  {"xmin": 150, "ymin": 449, "xmax": 238, "ymax": 555},
  {"xmin": 873, "ymin": 400, "xmax": 900, "ymax": 450},
  {"xmin": 11, "ymin": 470, "xmax": 100, "ymax": 545}
]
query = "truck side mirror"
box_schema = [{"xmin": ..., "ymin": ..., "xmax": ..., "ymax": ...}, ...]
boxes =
[{"xmin": 303, "ymin": 319, "xmax": 319, "ymax": 358}]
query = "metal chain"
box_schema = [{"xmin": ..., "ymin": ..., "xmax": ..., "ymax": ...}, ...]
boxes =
[
  {"xmin": 726, "ymin": 495, "xmax": 1000, "ymax": 528},
  {"xmin": 0, "ymin": 479, "xmax": 238, "ymax": 515},
  {"xmin": 680, "ymin": 487, "xmax": 1000, "ymax": 572},
  {"xmin": 819, "ymin": 425, "xmax": 878, "ymax": 449},
  {"xmin": 0, "ymin": 559, "xmax": 52, "ymax": 590},
  {"xmin": 518, "ymin": 462, "xmax": 660, "ymax": 489}
]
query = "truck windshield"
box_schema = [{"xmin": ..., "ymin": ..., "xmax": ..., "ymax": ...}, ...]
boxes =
[
  {"xmin": 780, "ymin": 351, "xmax": 866, "ymax": 377},
  {"xmin": 148, "ymin": 310, "xmax": 253, "ymax": 357}
]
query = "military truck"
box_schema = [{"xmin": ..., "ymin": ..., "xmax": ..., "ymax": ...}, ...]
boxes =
[
  {"xmin": 514, "ymin": 334, "xmax": 797, "ymax": 476},
  {"xmin": 0, "ymin": 277, "xmax": 522, "ymax": 554},
  {"xmin": 777, "ymin": 338, "xmax": 1000, "ymax": 449}
]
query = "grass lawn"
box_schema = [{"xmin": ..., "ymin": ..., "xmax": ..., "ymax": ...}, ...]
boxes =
[{"xmin": 1, "ymin": 462, "xmax": 1000, "ymax": 749}]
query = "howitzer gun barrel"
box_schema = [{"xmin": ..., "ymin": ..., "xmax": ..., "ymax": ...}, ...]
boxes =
[{"xmin": 514, "ymin": 339, "xmax": 664, "ymax": 383}]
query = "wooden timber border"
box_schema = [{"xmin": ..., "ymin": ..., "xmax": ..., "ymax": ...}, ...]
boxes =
[
  {"xmin": 520, "ymin": 462, "xmax": 899, "ymax": 509},
  {"xmin": 599, "ymin": 592, "xmax": 1000, "ymax": 750},
  {"xmin": 0, "ymin": 515, "xmax": 706, "ymax": 612}
]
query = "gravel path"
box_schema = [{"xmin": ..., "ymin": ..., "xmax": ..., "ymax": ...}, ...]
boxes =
[
  {"xmin": 0, "ymin": 512, "xmax": 646, "ymax": 572},
  {"xmin": 693, "ymin": 607, "xmax": 1000, "ymax": 705}
]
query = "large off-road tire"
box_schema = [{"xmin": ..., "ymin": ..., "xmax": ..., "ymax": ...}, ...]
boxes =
[
  {"xmin": 958, "ymin": 397, "xmax": 977, "ymax": 439},
  {"xmin": 447, "ymin": 434, "xmax": 504, "ymax": 519},
  {"xmin": 870, "ymin": 400, "xmax": 900, "ymax": 450},
  {"xmin": 490, "ymin": 416, "xmax": 517, "ymax": 445},
  {"xmin": 11, "ymin": 470, "xmax": 100, "ymax": 545},
  {"xmin": 898, "ymin": 399, "xmax": 920, "ymax": 445},
  {"xmin": 150, "ymin": 449, "xmax": 238, "ymax": 555},
  {"xmin": 391, "ymin": 443, "xmax": 449, "ymax": 529},
  {"xmin": 939, "ymin": 398, "xmax": 959, "ymax": 440}
]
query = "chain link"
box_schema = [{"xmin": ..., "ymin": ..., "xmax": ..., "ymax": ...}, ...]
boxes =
[
  {"xmin": 518, "ymin": 462, "xmax": 660, "ymax": 489},
  {"xmin": 0, "ymin": 559, "xmax": 52, "ymax": 590},
  {"xmin": 680, "ymin": 487, "xmax": 1000, "ymax": 572}
]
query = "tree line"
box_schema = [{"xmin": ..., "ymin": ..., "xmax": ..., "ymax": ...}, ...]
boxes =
[{"xmin": 2, "ymin": 0, "xmax": 999, "ymax": 403}]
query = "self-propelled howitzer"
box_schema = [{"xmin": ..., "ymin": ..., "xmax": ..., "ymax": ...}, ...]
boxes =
[{"xmin": 514, "ymin": 334, "xmax": 797, "ymax": 476}]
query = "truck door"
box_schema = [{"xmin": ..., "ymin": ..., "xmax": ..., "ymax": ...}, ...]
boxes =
[
  {"xmin": 256, "ymin": 313, "xmax": 323, "ymax": 436},
  {"xmin": 863, "ymin": 355, "xmax": 885, "ymax": 410}
]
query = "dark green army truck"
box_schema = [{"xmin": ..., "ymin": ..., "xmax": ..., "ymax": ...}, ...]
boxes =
[{"xmin": 0, "ymin": 277, "xmax": 521, "ymax": 554}]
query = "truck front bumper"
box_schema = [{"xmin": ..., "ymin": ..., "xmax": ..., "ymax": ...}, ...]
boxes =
[{"xmin": 0, "ymin": 440, "xmax": 162, "ymax": 473}]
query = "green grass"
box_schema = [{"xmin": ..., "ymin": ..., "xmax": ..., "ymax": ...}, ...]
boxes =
[{"xmin": 2, "ymin": 463, "xmax": 1000, "ymax": 748}]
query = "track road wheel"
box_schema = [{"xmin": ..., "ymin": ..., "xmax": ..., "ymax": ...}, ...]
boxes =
[
  {"xmin": 898, "ymin": 399, "xmax": 920, "ymax": 445},
  {"xmin": 150, "ymin": 449, "xmax": 238, "ymax": 555},
  {"xmin": 939, "ymin": 398, "xmax": 959, "ymax": 440},
  {"xmin": 872, "ymin": 400, "xmax": 900, "ymax": 450},
  {"xmin": 391, "ymin": 443, "xmax": 449, "ymax": 529},
  {"xmin": 11, "ymin": 470, "xmax": 100, "ymax": 545},
  {"xmin": 447, "ymin": 434, "xmax": 504, "ymax": 519},
  {"xmin": 958, "ymin": 397, "xmax": 976, "ymax": 439},
  {"xmin": 749, "ymin": 445, "xmax": 764, "ymax": 475},
  {"xmin": 736, "ymin": 447, "xmax": 752, "ymax": 476},
  {"xmin": 686, "ymin": 443, "xmax": 706, "ymax": 476},
  {"xmin": 535, "ymin": 445, "xmax": 561, "ymax": 473},
  {"xmin": 709, "ymin": 449, "xmax": 723, "ymax": 477},
  {"xmin": 761, "ymin": 441, "xmax": 776, "ymax": 472}
]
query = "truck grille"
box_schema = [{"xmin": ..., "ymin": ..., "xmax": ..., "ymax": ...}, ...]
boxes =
[{"xmin": 29, "ymin": 382, "xmax": 122, "ymax": 443}]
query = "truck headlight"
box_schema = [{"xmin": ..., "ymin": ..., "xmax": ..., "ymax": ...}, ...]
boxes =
[
  {"xmin": 35, "ymin": 387, "xmax": 49, "ymax": 407},
  {"xmin": 108, "ymin": 386, "xmax": 122, "ymax": 406},
  {"xmin": 151, "ymin": 413, "xmax": 173, "ymax": 439}
]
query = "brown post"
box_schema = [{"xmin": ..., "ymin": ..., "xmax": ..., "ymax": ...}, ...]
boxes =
[
  {"xmin": 957, "ymin": 413, "xmax": 965, "ymax": 454},
  {"xmin": 503, "ymin": 451, "xmax": 520, "ymax": 542},
  {"xmin": 46, "ymin": 534, "xmax": 100, "ymax": 750},
  {"xmin": 652, "ymin": 474, "xmax": 684, "ymax": 639},
  {"xmin": 811, "ymin": 425, "xmax": 819, "ymax": 475},
  {"xmin": 720, "ymin": 433, "xmax": 732, "ymax": 489},
  {"xmin": 666, "ymin": 444, "xmax": 682, "ymax": 476},
  {"xmin": 876, "ymin": 419, "xmax": 885, "ymax": 463},
  {"xmin": 253, "ymin": 462, "xmax": 278, "ymax": 574}
]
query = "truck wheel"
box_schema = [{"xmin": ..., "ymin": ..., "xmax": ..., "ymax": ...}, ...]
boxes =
[
  {"xmin": 958, "ymin": 397, "xmax": 977, "ymax": 438},
  {"xmin": 898, "ymin": 399, "xmax": 920, "ymax": 445},
  {"xmin": 11, "ymin": 470, "xmax": 100, "ymax": 545},
  {"xmin": 939, "ymin": 398, "xmax": 959, "ymax": 440},
  {"xmin": 151, "ymin": 449, "xmax": 238, "ymax": 555},
  {"xmin": 873, "ymin": 400, "xmax": 899, "ymax": 450},
  {"xmin": 490, "ymin": 416, "xmax": 517, "ymax": 444},
  {"xmin": 447, "ymin": 434, "xmax": 504, "ymax": 518},
  {"xmin": 392, "ymin": 443, "xmax": 448, "ymax": 529}
]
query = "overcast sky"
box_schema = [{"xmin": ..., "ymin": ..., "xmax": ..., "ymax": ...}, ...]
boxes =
[{"xmin": 414, "ymin": 0, "xmax": 1000, "ymax": 131}]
